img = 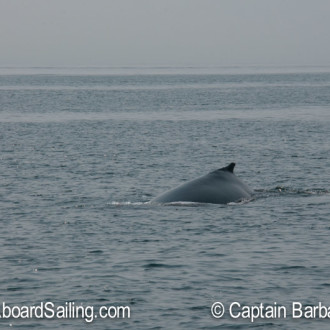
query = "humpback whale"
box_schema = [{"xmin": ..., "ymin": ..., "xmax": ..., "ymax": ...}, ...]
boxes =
[{"xmin": 150, "ymin": 163, "xmax": 253, "ymax": 204}]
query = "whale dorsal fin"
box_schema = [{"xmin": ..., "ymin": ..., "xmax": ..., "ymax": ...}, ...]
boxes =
[
  {"xmin": 210, "ymin": 162, "xmax": 236, "ymax": 175},
  {"xmin": 220, "ymin": 162, "xmax": 235, "ymax": 173}
]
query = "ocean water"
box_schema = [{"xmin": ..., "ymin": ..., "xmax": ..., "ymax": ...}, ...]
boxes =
[{"xmin": 0, "ymin": 66, "xmax": 329, "ymax": 329}]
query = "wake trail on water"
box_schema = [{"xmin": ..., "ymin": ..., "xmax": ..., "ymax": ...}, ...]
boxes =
[
  {"xmin": 254, "ymin": 187, "xmax": 329, "ymax": 199},
  {"xmin": 109, "ymin": 187, "xmax": 328, "ymax": 207},
  {"xmin": 109, "ymin": 199, "xmax": 253, "ymax": 207}
]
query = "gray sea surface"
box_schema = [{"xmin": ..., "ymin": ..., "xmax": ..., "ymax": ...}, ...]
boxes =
[{"xmin": 0, "ymin": 66, "xmax": 330, "ymax": 329}]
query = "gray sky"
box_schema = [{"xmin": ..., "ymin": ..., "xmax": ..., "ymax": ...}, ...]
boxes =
[{"xmin": 1, "ymin": 0, "xmax": 330, "ymax": 67}]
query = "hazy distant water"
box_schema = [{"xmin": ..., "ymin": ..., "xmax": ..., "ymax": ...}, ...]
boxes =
[{"xmin": 0, "ymin": 67, "xmax": 329, "ymax": 329}]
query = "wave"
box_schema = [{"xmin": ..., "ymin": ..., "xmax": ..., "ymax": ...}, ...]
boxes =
[{"xmin": 227, "ymin": 197, "xmax": 255, "ymax": 205}]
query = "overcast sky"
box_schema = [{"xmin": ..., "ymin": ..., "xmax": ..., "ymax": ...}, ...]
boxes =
[{"xmin": 1, "ymin": 0, "xmax": 330, "ymax": 67}]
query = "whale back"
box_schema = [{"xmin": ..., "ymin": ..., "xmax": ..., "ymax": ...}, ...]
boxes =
[{"xmin": 151, "ymin": 163, "xmax": 253, "ymax": 204}]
